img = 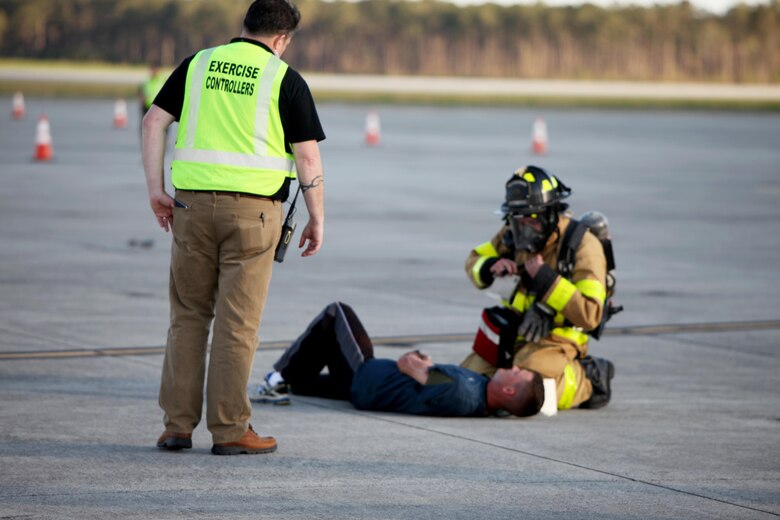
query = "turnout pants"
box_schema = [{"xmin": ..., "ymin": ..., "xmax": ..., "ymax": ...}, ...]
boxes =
[
  {"xmin": 273, "ymin": 302, "xmax": 374, "ymax": 400},
  {"xmin": 159, "ymin": 190, "xmax": 281, "ymax": 444}
]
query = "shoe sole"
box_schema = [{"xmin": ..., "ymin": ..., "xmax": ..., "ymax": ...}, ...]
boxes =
[
  {"xmin": 211, "ymin": 444, "xmax": 277, "ymax": 456},
  {"xmin": 157, "ymin": 438, "xmax": 192, "ymax": 450}
]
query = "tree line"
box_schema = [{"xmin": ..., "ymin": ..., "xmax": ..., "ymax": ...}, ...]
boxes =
[{"xmin": 0, "ymin": 0, "xmax": 777, "ymax": 83}]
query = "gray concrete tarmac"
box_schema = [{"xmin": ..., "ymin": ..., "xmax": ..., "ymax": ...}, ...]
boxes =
[{"xmin": 1, "ymin": 97, "xmax": 779, "ymax": 518}]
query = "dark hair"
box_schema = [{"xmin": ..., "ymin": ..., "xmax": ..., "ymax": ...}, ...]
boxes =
[
  {"xmin": 503, "ymin": 370, "xmax": 545, "ymax": 417},
  {"xmin": 243, "ymin": 0, "xmax": 301, "ymax": 36}
]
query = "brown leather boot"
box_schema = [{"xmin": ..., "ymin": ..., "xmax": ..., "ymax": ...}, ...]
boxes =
[
  {"xmin": 157, "ymin": 431, "xmax": 192, "ymax": 450},
  {"xmin": 211, "ymin": 425, "xmax": 277, "ymax": 455}
]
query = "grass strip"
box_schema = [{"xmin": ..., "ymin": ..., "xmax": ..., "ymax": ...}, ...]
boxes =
[{"xmin": 2, "ymin": 58, "xmax": 778, "ymax": 110}]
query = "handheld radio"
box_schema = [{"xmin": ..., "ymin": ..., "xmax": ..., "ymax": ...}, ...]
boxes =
[{"xmin": 274, "ymin": 185, "xmax": 301, "ymax": 263}]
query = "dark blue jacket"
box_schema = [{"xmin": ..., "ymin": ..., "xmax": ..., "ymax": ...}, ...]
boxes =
[{"xmin": 350, "ymin": 359, "xmax": 488, "ymax": 417}]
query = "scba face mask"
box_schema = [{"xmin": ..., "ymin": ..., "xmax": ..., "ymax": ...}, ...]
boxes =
[{"xmin": 508, "ymin": 208, "xmax": 558, "ymax": 253}]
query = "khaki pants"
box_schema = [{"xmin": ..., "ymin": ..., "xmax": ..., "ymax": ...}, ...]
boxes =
[
  {"xmin": 461, "ymin": 338, "xmax": 593, "ymax": 409},
  {"xmin": 159, "ymin": 190, "xmax": 281, "ymax": 443}
]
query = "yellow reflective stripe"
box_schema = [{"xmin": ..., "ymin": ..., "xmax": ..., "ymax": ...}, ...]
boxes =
[
  {"xmin": 471, "ymin": 242, "xmax": 499, "ymax": 288},
  {"xmin": 170, "ymin": 161, "xmax": 287, "ymax": 194},
  {"xmin": 510, "ymin": 292, "xmax": 531, "ymax": 313},
  {"xmin": 551, "ymin": 327, "xmax": 589, "ymax": 346},
  {"xmin": 576, "ymin": 278, "xmax": 606, "ymax": 303},
  {"xmin": 522, "ymin": 172, "xmax": 535, "ymax": 182},
  {"xmin": 185, "ymin": 47, "xmax": 217, "ymax": 148},
  {"xmin": 541, "ymin": 179, "xmax": 553, "ymax": 192},
  {"xmin": 173, "ymin": 149, "xmax": 293, "ymax": 172},
  {"xmin": 474, "ymin": 242, "xmax": 499, "ymax": 257},
  {"xmin": 253, "ymin": 56, "xmax": 283, "ymax": 156},
  {"xmin": 546, "ymin": 278, "xmax": 577, "ymax": 311},
  {"xmin": 471, "ymin": 256, "xmax": 492, "ymax": 287},
  {"xmin": 557, "ymin": 363, "xmax": 578, "ymax": 409}
]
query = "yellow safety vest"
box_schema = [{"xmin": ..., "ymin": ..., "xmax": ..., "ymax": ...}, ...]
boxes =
[
  {"xmin": 172, "ymin": 41, "xmax": 295, "ymax": 196},
  {"xmin": 142, "ymin": 73, "xmax": 167, "ymax": 110}
]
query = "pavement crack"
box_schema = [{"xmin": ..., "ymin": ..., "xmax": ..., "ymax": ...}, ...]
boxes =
[
  {"xmin": 3, "ymin": 319, "xmax": 780, "ymax": 361},
  {"xmin": 0, "ymin": 324, "xmax": 99, "ymax": 352},
  {"xmin": 651, "ymin": 333, "xmax": 778, "ymax": 358}
]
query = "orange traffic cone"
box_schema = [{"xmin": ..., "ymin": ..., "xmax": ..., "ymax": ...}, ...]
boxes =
[
  {"xmin": 365, "ymin": 111, "xmax": 380, "ymax": 146},
  {"xmin": 531, "ymin": 117, "xmax": 548, "ymax": 155},
  {"xmin": 113, "ymin": 98, "xmax": 128, "ymax": 128},
  {"xmin": 12, "ymin": 91, "xmax": 25, "ymax": 120},
  {"xmin": 34, "ymin": 115, "xmax": 53, "ymax": 162}
]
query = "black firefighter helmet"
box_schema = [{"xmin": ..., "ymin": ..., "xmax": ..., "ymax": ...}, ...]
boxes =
[{"xmin": 501, "ymin": 165, "xmax": 571, "ymax": 253}]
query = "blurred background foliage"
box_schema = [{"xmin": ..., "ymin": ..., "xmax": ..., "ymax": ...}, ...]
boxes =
[{"xmin": 0, "ymin": 0, "xmax": 777, "ymax": 82}]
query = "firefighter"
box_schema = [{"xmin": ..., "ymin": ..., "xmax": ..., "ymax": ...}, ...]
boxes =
[{"xmin": 460, "ymin": 165, "xmax": 615, "ymax": 410}]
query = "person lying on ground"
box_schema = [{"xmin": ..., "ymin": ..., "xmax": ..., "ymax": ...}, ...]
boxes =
[{"xmin": 254, "ymin": 302, "xmax": 545, "ymax": 418}]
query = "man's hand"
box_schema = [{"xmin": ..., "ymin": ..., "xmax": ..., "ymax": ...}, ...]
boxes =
[
  {"xmin": 518, "ymin": 301, "xmax": 556, "ymax": 343},
  {"xmin": 149, "ymin": 191, "xmax": 175, "ymax": 232},
  {"xmin": 142, "ymin": 105, "xmax": 175, "ymax": 232},
  {"xmin": 396, "ymin": 350, "xmax": 434, "ymax": 385},
  {"xmin": 524, "ymin": 254, "xmax": 544, "ymax": 278},
  {"xmin": 299, "ymin": 218, "xmax": 323, "ymax": 257},
  {"xmin": 490, "ymin": 258, "xmax": 518, "ymax": 278}
]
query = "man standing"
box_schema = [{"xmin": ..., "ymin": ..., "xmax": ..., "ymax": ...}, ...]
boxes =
[
  {"xmin": 138, "ymin": 62, "xmax": 167, "ymax": 142},
  {"xmin": 142, "ymin": 0, "xmax": 325, "ymax": 455},
  {"xmin": 138, "ymin": 62, "xmax": 167, "ymax": 117},
  {"xmin": 461, "ymin": 166, "xmax": 614, "ymax": 411}
]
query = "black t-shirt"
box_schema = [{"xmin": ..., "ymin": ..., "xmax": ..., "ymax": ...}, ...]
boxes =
[{"xmin": 153, "ymin": 39, "xmax": 325, "ymax": 199}]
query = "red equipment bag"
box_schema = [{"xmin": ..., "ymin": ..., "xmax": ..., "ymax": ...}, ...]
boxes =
[{"xmin": 472, "ymin": 306, "xmax": 521, "ymax": 368}]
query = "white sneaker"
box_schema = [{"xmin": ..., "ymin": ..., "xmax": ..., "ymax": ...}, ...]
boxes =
[{"xmin": 248, "ymin": 373, "xmax": 291, "ymax": 405}]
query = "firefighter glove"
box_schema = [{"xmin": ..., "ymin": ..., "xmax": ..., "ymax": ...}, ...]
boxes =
[{"xmin": 518, "ymin": 301, "xmax": 556, "ymax": 343}]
